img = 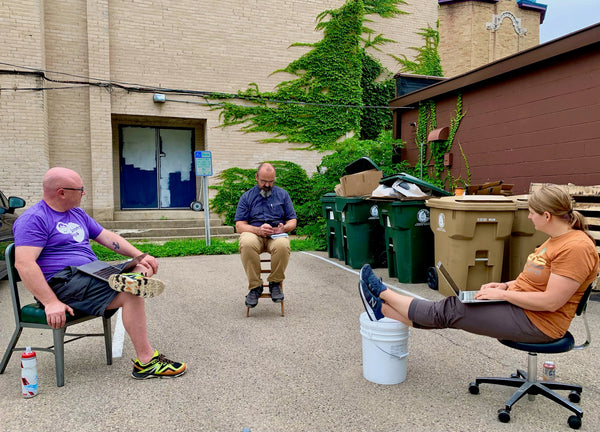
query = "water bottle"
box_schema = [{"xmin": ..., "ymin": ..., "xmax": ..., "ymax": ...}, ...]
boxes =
[{"xmin": 21, "ymin": 347, "xmax": 38, "ymax": 398}]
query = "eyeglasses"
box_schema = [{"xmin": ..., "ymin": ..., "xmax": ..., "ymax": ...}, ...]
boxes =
[{"xmin": 61, "ymin": 186, "xmax": 85, "ymax": 193}]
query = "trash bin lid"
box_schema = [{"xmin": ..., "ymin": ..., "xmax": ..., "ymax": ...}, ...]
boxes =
[
  {"xmin": 426, "ymin": 195, "xmax": 517, "ymax": 211},
  {"xmin": 380, "ymin": 173, "xmax": 450, "ymax": 197},
  {"xmin": 344, "ymin": 157, "xmax": 380, "ymax": 174},
  {"xmin": 510, "ymin": 194, "xmax": 531, "ymax": 210}
]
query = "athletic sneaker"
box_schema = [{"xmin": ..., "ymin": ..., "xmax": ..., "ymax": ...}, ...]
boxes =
[
  {"xmin": 108, "ymin": 273, "xmax": 165, "ymax": 298},
  {"xmin": 245, "ymin": 286, "xmax": 263, "ymax": 308},
  {"xmin": 131, "ymin": 350, "xmax": 186, "ymax": 379},
  {"xmin": 269, "ymin": 281, "xmax": 284, "ymax": 303},
  {"xmin": 359, "ymin": 280, "xmax": 384, "ymax": 321},
  {"xmin": 360, "ymin": 264, "xmax": 387, "ymax": 297}
]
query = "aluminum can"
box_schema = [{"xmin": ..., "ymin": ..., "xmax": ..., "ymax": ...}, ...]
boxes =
[{"xmin": 542, "ymin": 360, "xmax": 556, "ymax": 381}]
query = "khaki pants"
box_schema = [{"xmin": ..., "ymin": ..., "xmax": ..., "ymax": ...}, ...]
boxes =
[{"xmin": 239, "ymin": 231, "xmax": 291, "ymax": 289}]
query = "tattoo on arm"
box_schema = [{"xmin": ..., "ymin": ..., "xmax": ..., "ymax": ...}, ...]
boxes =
[{"xmin": 112, "ymin": 242, "xmax": 120, "ymax": 250}]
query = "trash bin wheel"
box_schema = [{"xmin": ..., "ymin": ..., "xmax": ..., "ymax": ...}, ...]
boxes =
[
  {"xmin": 426, "ymin": 266, "xmax": 438, "ymax": 290},
  {"xmin": 190, "ymin": 201, "xmax": 203, "ymax": 212}
]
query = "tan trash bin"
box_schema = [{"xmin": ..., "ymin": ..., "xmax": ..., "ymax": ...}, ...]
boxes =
[
  {"xmin": 505, "ymin": 195, "xmax": 549, "ymax": 281},
  {"xmin": 426, "ymin": 196, "xmax": 517, "ymax": 297}
]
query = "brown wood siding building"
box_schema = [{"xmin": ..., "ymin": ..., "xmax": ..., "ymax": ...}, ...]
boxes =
[{"xmin": 390, "ymin": 23, "xmax": 600, "ymax": 194}]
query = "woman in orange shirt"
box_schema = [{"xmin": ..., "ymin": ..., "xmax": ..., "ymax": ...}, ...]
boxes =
[{"xmin": 359, "ymin": 184, "xmax": 598, "ymax": 343}]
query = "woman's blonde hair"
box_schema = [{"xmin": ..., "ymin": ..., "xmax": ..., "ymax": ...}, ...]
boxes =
[{"xmin": 528, "ymin": 184, "xmax": 591, "ymax": 239}]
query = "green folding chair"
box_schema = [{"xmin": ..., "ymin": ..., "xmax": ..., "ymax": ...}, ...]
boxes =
[{"xmin": 0, "ymin": 243, "xmax": 112, "ymax": 387}]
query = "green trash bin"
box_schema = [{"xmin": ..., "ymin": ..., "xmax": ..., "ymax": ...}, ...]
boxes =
[
  {"xmin": 377, "ymin": 200, "xmax": 435, "ymax": 283},
  {"xmin": 320, "ymin": 193, "xmax": 344, "ymax": 260},
  {"xmin": 335, "ymin": 196, "xmax": 385, "ymax": 269},
  {"xmin": 376, "ymin": 174, "xmax": 451, "ymax": 283}
]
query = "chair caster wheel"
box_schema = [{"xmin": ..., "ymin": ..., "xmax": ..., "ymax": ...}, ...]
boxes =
[
  {"xmin": 498, "ymin": 409, "xmax": 511, "ymax": 423},
  {"xmin": 568, "ymin": 391, "xmax": 581, "ymax": 403},
  {"xmin": 468, "ymin": 382, "xmax": 479, "ymax": 395},
  {"xmin": 568, "ymin": 415, "xmax": 582, "ymax": 429}
]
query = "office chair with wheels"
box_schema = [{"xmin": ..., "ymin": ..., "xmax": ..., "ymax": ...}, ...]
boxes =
[
  {"xmin": 468, "ymin": 282, "xmax": 594, "ymax": 430},
  {"xmin": 0, "ymin": 243, "xmax": 113, "ymax": 387}
]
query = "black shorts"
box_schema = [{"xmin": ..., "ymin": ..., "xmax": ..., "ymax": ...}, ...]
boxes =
[
  {"xmin": 46, "ymin": 266, "xmax": 119, "ymax": 318},
  {"xmin": 408, "ymin": 296, "xmax": 555, "ymax": 343}
]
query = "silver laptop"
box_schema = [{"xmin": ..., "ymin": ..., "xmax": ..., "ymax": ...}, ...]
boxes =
[
  {"xmin": 77, "ymin": 253, "xmax": 148, "ymax": 281},
  {"xmin": 436, "ymin": 261, "xmax": 505, "ymax": 304}
]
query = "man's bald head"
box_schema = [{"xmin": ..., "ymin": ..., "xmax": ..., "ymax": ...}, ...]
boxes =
[{"xmin": 256, "ymin": 163, "xmax": 276, "ymax": 197}]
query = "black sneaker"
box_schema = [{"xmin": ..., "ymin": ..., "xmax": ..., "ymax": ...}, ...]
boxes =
[
  {"xmin": 245, "ymin": 286, "xmax": 263, "ymax": 308},
  {"xmin": 269, "ymin": 281, "xmax": 284, "ymax": 303}
]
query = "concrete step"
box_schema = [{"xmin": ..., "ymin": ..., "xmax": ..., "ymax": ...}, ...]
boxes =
[
  {"xmin": 122, "ymin": 234, "xmax": 240, "ymax": 243},
  {"xmin": 111, "ymin": 210, "xmax": 213, "ymax": 221},
  {"xmin": 99, "ymin": 210, "xmax": 238, "ymax": 242},
  {"xmin": 112, "ymin": 226, "xmax": 236, "ymax": 238},
  {"xmin": 102, "ymin": 219, "xmax": 224, "ymax": 229}
]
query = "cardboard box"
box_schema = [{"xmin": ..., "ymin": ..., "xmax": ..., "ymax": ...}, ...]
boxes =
[{"xmin": 338, "ymin": 169, "xmax": 382, "ymax": 197}]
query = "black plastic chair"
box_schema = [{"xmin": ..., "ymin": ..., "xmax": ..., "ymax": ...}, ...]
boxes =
[
  {"xmin": 0, "ymin": 243, "xmax": 112, "ymax": 386},
  {"xmin": 468, "ymin": 282, "xmax": 595, "ymax": 430}
]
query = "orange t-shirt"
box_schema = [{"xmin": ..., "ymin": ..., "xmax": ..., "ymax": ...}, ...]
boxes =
[{"xmin": 511, "ymin": 230, "xmax": 598, "ymax": 339}]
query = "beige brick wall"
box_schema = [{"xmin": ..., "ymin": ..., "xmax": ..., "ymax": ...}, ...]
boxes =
[
  {"xmin": 1, "ymin": 0, "xmax": 438, "ymax": 217},
  {"xmin": 439, "ymin": 0, "xmax": 541, "ymax": 77}
]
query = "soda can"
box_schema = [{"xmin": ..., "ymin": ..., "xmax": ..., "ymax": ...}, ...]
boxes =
[{"xmin": 542, "ymin": 360, "xmax": 556, "ymax": 381}]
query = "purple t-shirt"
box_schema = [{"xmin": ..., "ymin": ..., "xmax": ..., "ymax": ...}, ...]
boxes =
[{"xmin": 13, "ymin": 200, "xmax": 104, "ymax": 280}]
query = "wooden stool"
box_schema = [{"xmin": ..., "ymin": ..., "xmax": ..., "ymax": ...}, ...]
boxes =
[{"xmin": 246, "ymin": 256, "xmax": 285, "ymax": 317}]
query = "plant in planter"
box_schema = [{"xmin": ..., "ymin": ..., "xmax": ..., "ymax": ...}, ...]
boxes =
[{"xmin": 451, "ymin": 177, "xmax": 468, "ymax": 195}]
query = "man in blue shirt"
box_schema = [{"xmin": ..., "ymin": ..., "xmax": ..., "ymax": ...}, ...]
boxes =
[{"xmin": 234, "ymin": 163, "xmax": 297, "ymax": 308}]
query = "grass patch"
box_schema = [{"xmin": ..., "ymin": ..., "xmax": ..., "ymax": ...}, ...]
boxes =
[{"xmin": 91, "ymin": 237, "xmax": 319, "ymax": 261}]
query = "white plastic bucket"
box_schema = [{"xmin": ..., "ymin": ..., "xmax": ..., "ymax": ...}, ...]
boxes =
[{"xmin": 359, "ymin": 312, "xmax": 409, "ymax": 385}]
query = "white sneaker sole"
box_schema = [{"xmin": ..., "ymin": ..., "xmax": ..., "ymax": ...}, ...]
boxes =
[{"xmin": 109, "ymin": 274, "xmax": 165, "ymax": 298}]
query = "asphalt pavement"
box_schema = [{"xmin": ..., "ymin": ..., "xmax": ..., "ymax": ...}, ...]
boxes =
[{"xmin": 0, "ymin": 251, "xmax": 599, "ymax": 432}]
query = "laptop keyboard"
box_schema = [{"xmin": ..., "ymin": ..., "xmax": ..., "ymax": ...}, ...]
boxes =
[
  {"xmin": 462, "ymin": 291, "xmax": 477, "ymax": 301},
  {"xmin": 93, "ymin": 266, "xmax": 121, "ymax": 279}
]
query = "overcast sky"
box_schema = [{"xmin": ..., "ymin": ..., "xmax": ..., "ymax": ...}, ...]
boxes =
[{"xmin": 539, "ymin": 0, "xmax": 600, "ymax": 42}]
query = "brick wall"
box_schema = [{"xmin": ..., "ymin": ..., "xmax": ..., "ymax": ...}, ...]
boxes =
[
  {"xmin": 439, "ymin": 0, "xmax": 541, "ymax": 77},
  {"xmin": 1, "ymin": 0, "xmax": 438, "ymax": 217}
]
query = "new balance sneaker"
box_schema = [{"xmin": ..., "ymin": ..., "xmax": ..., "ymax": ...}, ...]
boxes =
[
  {"xmin": 131, "ymin": 350, "xmax": 186, "ymax": 379},
  {"xmin": 245, "ymin": 286, "xmax": 263, "ymax": 308},
  {"xmin": 269, "ymin": 281, "xmax": 284, "ymax": 303},
  {"xmin": 359, "ymin": 280, "xmax": 384, "ymax": 321},
  {"xmin": 360, "ymin": 264, "xmax": 387, "ymax": 297},
  {"xmin": 108, "ymin": 273, "xmax": 165, "ymax": 298}
]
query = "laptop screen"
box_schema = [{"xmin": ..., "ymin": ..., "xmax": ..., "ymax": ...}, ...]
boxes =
[{"xmin": 436, "ymin": 261, "xmax": 461, "ymax": 296}]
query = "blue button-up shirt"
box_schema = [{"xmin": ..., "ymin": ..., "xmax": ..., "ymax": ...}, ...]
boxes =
[{"xmin": 235, "ymin": 185, "xmax": 297, "ymax": 227}]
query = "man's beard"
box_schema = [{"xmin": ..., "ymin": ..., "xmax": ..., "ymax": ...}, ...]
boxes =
[{"xmin": 260, "ymin": 188, "xmax": 272, "ymax": 198}]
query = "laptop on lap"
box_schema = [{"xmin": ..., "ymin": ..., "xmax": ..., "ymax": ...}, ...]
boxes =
[
  {"xmin": 77, "ymin": 253, "xmax": 148, "ymax": 282},
  {"xmin": 436, "ymin": 261, "xmax": 505, "ymax": 304}
]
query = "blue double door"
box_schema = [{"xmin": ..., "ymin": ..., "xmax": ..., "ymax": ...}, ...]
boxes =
[{"xmin": 119, "ymin": 126, "xmax": 196, "ymax": 209}]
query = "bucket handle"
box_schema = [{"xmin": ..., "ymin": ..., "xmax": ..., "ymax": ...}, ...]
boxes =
[{"xmin": 373, "ymin": 343, "xmax": 409, "ymax": 360}]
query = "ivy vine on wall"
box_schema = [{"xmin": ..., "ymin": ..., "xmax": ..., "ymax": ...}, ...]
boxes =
[
  {"xmin": 414, "ymin": 95, "xmax": 467, "ymax": 189},
  {"xmin": 205, "ymin": 0, "xmax": 407, "ymax": 150}
]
